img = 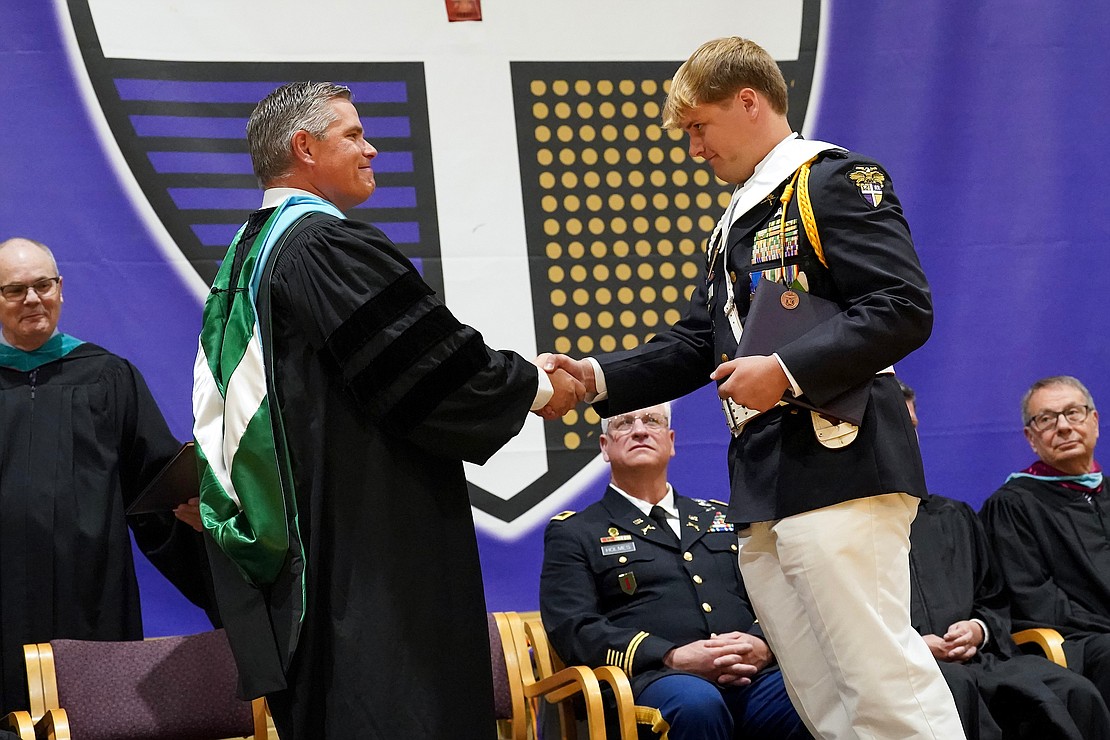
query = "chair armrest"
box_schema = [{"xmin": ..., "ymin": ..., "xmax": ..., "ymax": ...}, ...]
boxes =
[
  {"xmin": 593, "ymin": 666, "xmax": 638, "ymax": 740},
  {"xmin": 526, "ymin": 665, "xmax": 607, "ymax": 740},
  {"xmin": 1013, "ymin": 628, "xmax": 1067, "ymax": 667},
  {"xmin": 1, "ymin": 710, "xmax": 34, "ymax": 740},
  {"xmin": 518, "ymin": 614, "xmax": 638, "ymax": 740},
  {"xmin": 32, "ymin": 709, "xmax": 69, "ymax": 740}
]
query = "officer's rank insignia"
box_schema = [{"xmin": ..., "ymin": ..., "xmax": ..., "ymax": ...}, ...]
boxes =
[
  {"xmin": 618, "ymin": 571, "xmax": 637, "ymax": 595},
  {"xmin": 848, "ymin": 166, "xmax": 886, "ymax": 207}
]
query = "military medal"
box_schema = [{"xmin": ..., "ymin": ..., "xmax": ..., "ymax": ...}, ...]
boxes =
[{"xmin": 780, "ymin": 290, "xmax": 799, "ymax": 309}]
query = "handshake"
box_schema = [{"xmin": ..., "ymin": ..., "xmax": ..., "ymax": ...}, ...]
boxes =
[
  {"xmin": 528, "ymin": 352, "xmax": 793, "ymax": 421},
  {"xmin": 531, "ymin": 353, "xmax": 596, "ymax": 420}
]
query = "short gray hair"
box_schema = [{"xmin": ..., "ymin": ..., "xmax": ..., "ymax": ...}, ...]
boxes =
[
  {"xmin": 0, "ymin": 237, "xmax": 59, "ymax": 274},
  {"xmin": 600, "ymin": 401, "xmax": 673, "ymax": 434},
  {"xmin": 247, "ymin": 82, "xmax": 352, "ymax": 185},
  {"xmin": 1021, "ymin": 375, "xmax": 1096, "ymax": 423}
]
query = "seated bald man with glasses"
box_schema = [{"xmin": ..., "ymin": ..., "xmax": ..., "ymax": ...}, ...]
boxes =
[
  {"xmin": 0, "ymin": 237, "xmax": 214, "ymax": 714},
  {"xmin": 980, "ymin": 375, "xmax": 1110, "ymax": 711},
  {"xmin": 540, "ymin": 402, "xmax": 809, "ymax": 740}
]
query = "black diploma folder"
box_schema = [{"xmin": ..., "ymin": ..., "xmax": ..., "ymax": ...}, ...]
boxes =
[
  {"xmin": 126, "ymin": 441, "xmax": 200, "ymax": 515},
  {"xmin": 736, "ymin": 280, "xmax": 872, "ymax": 425}
]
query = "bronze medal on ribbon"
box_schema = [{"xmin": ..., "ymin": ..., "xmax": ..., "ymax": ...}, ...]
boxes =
[{"xmin": 781, "ymin": 290, "xmax": 800, "ymax": 309}]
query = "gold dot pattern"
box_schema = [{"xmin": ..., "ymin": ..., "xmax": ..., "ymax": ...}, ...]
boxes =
[{"xmin": 517, "ymin": 64, "xmax": 732, "ymax": 451}]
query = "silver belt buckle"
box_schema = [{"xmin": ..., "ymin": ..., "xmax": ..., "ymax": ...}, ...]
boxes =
[{"xmin": 721, "ymin": 397, "xmax": 759, "ymax": 437}]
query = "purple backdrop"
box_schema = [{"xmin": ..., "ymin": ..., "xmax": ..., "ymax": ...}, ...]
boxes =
[{"xmin": 2, "ymin": 0, "xmax": 1107, "ymax": 632}]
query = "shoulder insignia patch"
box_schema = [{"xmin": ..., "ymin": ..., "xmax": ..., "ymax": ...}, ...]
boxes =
[
  {"xmin": 847, "ymin": 165, "xmax": 886, "ymax": 207},
  {"xmin": 551, "ymin": 510, "xmax": 577, "ymax": 521}
]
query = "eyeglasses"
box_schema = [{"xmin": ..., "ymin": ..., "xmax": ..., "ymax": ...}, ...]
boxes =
[
  {"xmin": 606, "ymin": 412, "xmax": 668, "ymax": 436},
  {"xmin": 1025, "ymin": 404, "xmax": 1092, "ymax": 433},
  {"xmin": 0, "ymin": 276, "xmax": 61, "ymax": 302}
]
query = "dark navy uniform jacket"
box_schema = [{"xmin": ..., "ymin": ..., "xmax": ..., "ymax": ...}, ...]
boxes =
[
  {"xmin": 540, "ymin": 487, "xmax": 763, "ymax": 694},
  {"xmin": 593, "ymin": 148, "xmax": 931, "ymax": 525}
]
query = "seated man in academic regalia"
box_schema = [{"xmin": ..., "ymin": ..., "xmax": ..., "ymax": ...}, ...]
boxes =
[
  {"xmin": 0, "ymin": 237, "xmax": 215, "ymax": 714},
  {"xmin": 979, "ymin": 375, "xmax": 1110, "ymax": 713},
  {"xmin": 902, "ymin": 382, "xmax": 1110, "ymax": 739}
]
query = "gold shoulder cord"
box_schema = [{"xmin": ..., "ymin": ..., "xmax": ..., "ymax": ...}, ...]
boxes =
[
  {"xmin": 778, "ymin": 154, "xmax": 827, "ymax": 272},
  {"xmin": 779, "ymin": 154, "xmax": 860, "ymax": 449}
]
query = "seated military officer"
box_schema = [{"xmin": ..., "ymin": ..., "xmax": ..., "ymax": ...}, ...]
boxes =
[{"xmin": 539, "ymin": 402, "xmax": 810, "ymax": 740}]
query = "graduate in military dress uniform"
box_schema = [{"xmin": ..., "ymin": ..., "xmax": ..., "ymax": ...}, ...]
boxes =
[
  {"xmin": 541, "ymin": 403, "xmax": 809, "ymax": 739},
  {"xmin": 542, "ymin": 37, "xmax": 965, "ymax": 738}
]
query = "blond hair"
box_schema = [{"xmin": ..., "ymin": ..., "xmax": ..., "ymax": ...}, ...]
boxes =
[{"xmin": 662, "ymin": 37, "xmax": 788, "ymax": 129}]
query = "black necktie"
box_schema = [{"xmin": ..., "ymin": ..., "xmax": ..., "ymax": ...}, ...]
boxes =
[{"xmin": 649, "ymin": 505, "xmax": 677, "ymax": 544}]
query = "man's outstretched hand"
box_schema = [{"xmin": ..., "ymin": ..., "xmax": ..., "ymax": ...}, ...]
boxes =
[
  {"xmin": 530, "ymin": 353, "xmax": 596, "ymax": 419},
  {"xmin": 533, "ymin": 358, "xmax": 586, "ymax": 418}
]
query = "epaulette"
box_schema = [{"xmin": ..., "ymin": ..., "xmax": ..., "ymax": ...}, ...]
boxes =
[
  {"xmin": 691, "ymin": 498, "xmax": 728, "ymax": 510},
  {"xmin": 551, "ymin": 510, "xmax": 576, "ymax": 521}
]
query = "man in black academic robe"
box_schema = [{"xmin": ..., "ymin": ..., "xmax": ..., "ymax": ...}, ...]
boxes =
[
  {"xmin": 980, "ymin": 375, "xmax": 1110, "ymax": 711},
  {"xmin": 196, "ymin": 83, "xmax": 583, "ymax": 738},
  {"xmin": 0, "ymin": 237, "xmax": 213, "ymax": 713},
  {"xmin": 910, "ymin": 494, "xmax": 1110, "ymax": 739}
]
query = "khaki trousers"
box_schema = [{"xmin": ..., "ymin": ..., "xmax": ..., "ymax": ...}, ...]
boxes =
[{"xmin": 738, "ymin": 492, "xmax": 966, "ymax": 740}]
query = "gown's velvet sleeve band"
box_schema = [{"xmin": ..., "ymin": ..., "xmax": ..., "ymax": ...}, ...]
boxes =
[
  {"xmin": 321, "ymin": 269, "xmax": 432, "ymax": 368},
  {"xmin": 380, "ymin": 331, "xmax": 489, "ymax": 436},
  {"xmin": 348, "ymin": 304, "xmax": 466, "ymax": 397}
]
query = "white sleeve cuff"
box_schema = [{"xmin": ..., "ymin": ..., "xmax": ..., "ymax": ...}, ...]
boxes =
[
  {"xmin": 531, "ymin": 367, "xmax": 554, "ymax": 411},
  {"xmin": 586, "ymin": 357, "xmax": 607, "ymax": 402},
  {"xmin": 970, "ymin": 618, "xmax": 990, "ymax": 648},
  {"xmin": 773, "ymin": 353, "xmax": 803, "ymax": 397}
]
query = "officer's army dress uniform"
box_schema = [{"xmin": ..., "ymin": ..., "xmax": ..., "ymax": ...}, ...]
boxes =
[{"xmin": 540, "ymin": 487, "xmax": 758, "ymax": 696}]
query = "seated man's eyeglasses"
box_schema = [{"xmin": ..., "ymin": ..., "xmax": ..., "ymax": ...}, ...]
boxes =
[
  {"xmin": 606, "ymin": 412, "xmax": 669, "ymax": 436},
  {"xmin": 0, "ymin": 276, "xmax": 61, "ymax": 302},
  {"xmin": 1025, "ymin": 404, "xmax": 1092, "ymax": 433}
]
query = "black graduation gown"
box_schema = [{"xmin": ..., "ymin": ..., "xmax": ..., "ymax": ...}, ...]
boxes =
[
  {"xmin": 979, "ymin": 476, "xmax": 1110, "ymax": 635},
  {"xmin": 910, "ymin": 495, "xmax": 1110, "ymax": 739},
  {"xmin": 980, "ymin": 475, "xmax": 1110, "ymax": 710},
  {"xmin": 0, "ymin": 343, "xmax": 212, "ymax": 713},
  {"xmin": 208, "ymin": 214, "xmax": 537, "ymax": 739}
]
